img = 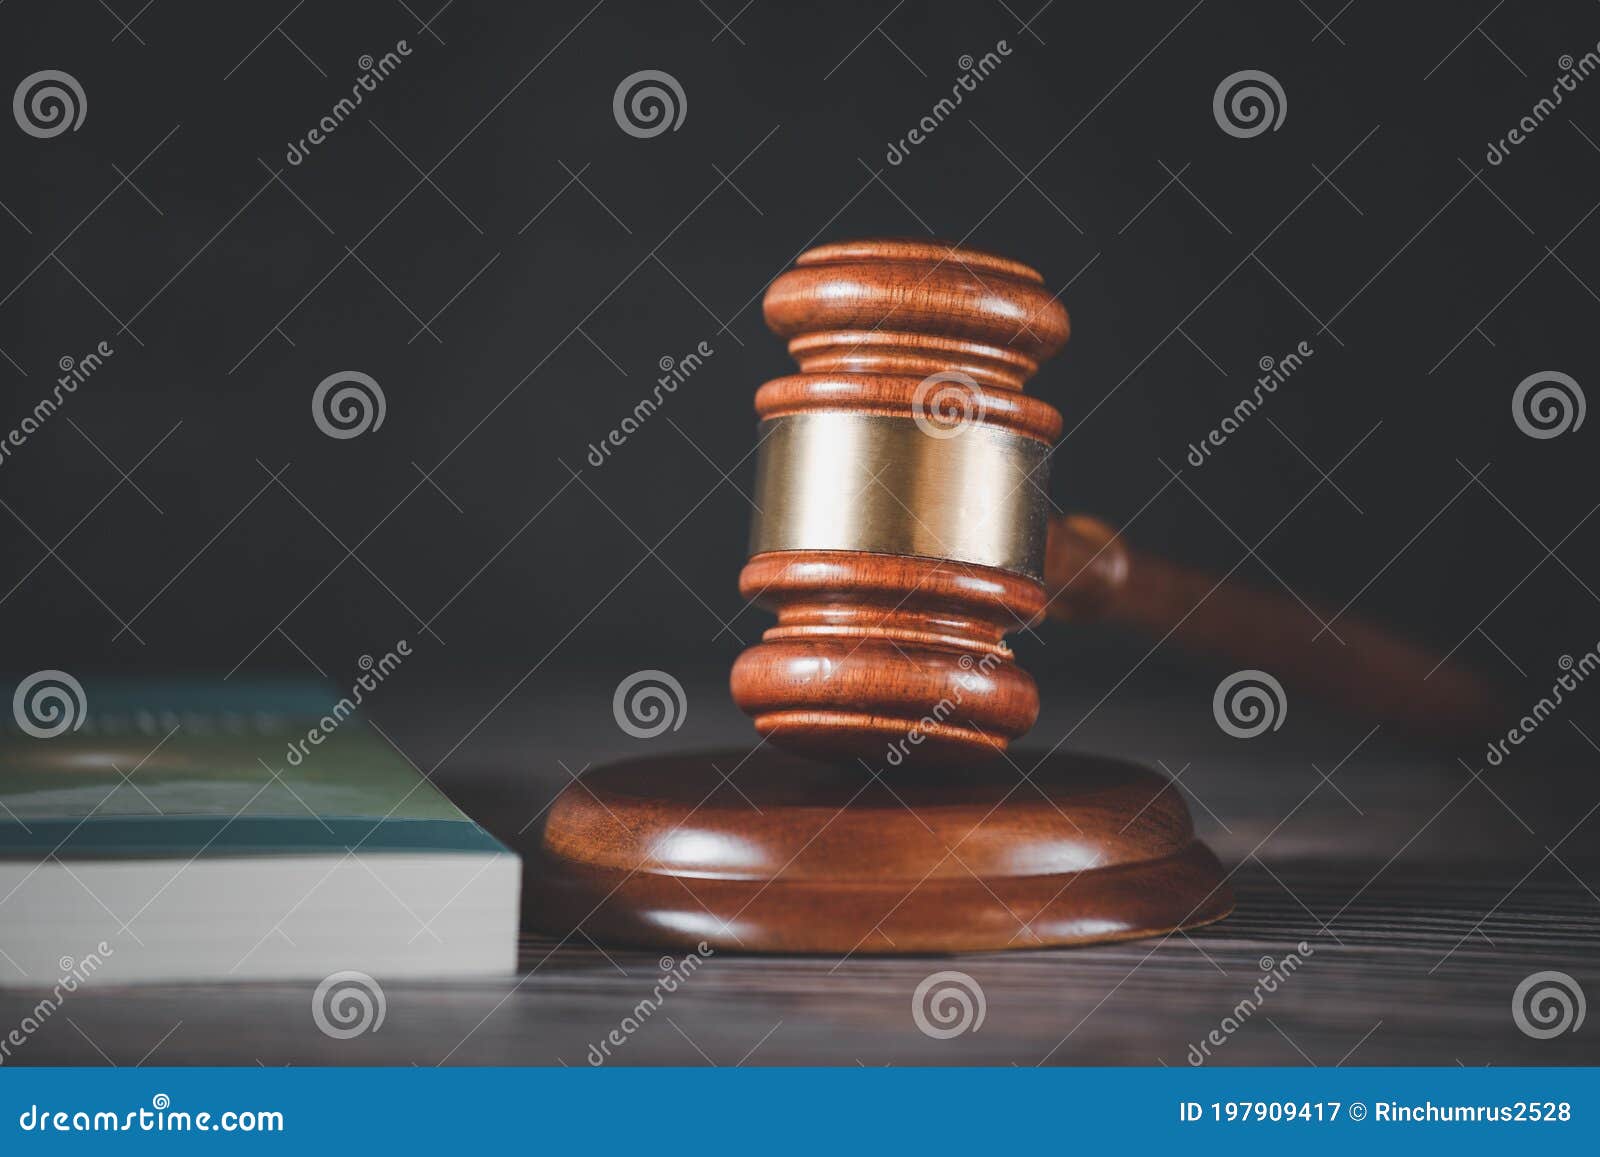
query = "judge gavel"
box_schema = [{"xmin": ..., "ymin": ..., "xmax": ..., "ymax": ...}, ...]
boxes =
[{"xmin": 729, "ymin": 238, "xmax": 1495, "ymax": 761}]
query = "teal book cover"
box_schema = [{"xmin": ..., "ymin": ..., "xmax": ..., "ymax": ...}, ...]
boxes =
[{"xmin": 0, "ymin": 679, "xmax": 519, "ymax": 985}]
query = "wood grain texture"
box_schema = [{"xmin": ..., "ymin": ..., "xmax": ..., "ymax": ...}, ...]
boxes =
[
  {"xmin": 742, "ymin": 239, "xmax": 1497, "ymax": 754},
  {"xmin": 527, "ymin": 749, "xmax": 1233, "ymax": 953},
  {"xmin": 4, "ymin": 680, "xmax": 1595, "ymax": 1066},
  {"xmin": 660, "ymin": 240, "xmax": 1228, "ymax": 954},
  {"xmin": 730, "ymin": 551, "xmax": 1045, "ymax": 760},
  {"xmin": 736, "ymin": 238, "xmax": 1069, "ymax": 761},
  {"xmin": 763, "ymin": 237, "xmax": 1070, "ymax": 390}
]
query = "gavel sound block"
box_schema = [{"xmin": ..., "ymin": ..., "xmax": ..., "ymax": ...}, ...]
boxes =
[{"xmin": 528, "ymin": 239, "xmax": 1233, "ymax": 954}]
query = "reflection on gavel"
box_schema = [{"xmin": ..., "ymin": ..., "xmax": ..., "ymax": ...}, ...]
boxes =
[{"xmin": 729, "ymin": 239, "xmax": 1496, "ymax": 761}]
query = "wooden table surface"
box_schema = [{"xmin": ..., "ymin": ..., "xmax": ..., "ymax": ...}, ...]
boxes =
[{"xmin": 6, "ymin": 677, "xmax": 1597, "ymax": 1066}]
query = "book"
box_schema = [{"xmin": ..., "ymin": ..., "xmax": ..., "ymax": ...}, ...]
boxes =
[{"xmin": 0, "ymin": 679, "xmax": 518, "ymax": 985}]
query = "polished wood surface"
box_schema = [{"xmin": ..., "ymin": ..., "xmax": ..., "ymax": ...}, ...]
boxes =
[
  {"xmin": 732, "ymin": 238, "xmax": 1069, "ymax": 761},
  {"xmin": 529, "ymin": 749, "xmax": 1232, "ymax": 953},
  {"xmin": 731, "ymin": 552, "xmax": 1045, "ymax": 762},
  {"xmin": 762, "ymin": 237, "xmax": 1070, "ymax": 389},
  {"xmin": 734, "ymin": 237, "xmax": 1497, "ymax": 757},
  {"xmin": 534, "ymin": 240, "xmax": 1230, "ymax": 956}
]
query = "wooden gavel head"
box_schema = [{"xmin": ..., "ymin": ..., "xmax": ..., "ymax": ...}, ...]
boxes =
[{"xmin": 730, "ymin": 239, "xmax": 1070, "ymax": 763}]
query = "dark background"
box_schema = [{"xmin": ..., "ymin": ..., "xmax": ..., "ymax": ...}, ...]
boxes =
[
  {"xmin": 3, "ymin": 0, "xmax": 1600, "ymax": 1069},
  {"xmin": 4, "ymin": 0, "xmax": 1599, "ymax": 764}
]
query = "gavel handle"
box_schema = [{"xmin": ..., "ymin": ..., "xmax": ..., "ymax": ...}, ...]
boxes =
[{"xmin": 1042, "ymin": 514, "xmax": 1498, "ymax": 738}]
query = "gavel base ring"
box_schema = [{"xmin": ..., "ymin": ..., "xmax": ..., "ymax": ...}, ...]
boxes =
[{"xmin": 526, "ymin": 749, "xmax": 1233, "ymax": 954}]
